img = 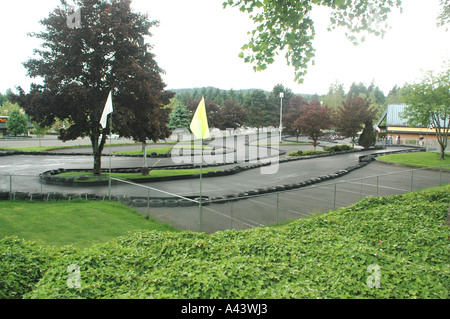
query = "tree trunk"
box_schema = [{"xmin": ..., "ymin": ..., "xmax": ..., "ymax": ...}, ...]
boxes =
[
  {"xmin": 91, "ymin": 128, "xmax": 107, "ymax": 175},
  {"xmin": 93, "ymin": 148, "xmax": 102, "ymax": 176}
]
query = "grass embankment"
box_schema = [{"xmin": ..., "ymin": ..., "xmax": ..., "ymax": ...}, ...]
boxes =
[
  {"xmin": 56, "ymin": 168, "xmax": 222, "ymax": 181},
  {"xmin": 0, "ymin": 201, "xmax": 178, "ymax": 249},
  {"xmin": 1, "ymin": 185, "xmax": 449, "ymax": 299},
  {"xmin": 377, "ymin": 152, "xmax": 450, "ymax": 170}
]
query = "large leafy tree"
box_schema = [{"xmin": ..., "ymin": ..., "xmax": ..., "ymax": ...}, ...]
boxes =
[
  {"xmin": 402, "ymin": 68, "xmax": 450, "ymax": 159},
  {"xmin": 215, "ymin": 98, "xmax": 248, "ymax": 130},
  {"xmin": 6, "ymin": 110, "xmax": 29, "ymax": 136},
  {"xmin": 282, "ymin": 95, "xmax": 308, "ymax": 141},
  {"xmin": 335, "ymin": 95, "xmax": 377, "ymax": 147},
  {"xmin": 11, "ymin": 0, "xmax": 173, "ymax": 174},
  {"xmin": 294, "ymin": 101, "xmax": 333, "ymax": 149},
  {"xmin": 244, "ymin": 89, "xmax": 277, "ymax": 128},
  {"xmin": 186, "ymin": 97, "xmax": 221, "ymax": 129}
]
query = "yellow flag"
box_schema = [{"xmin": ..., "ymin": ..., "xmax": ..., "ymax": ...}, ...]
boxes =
[{"xmin": 190, "ymin": 96, "xmax": 210, "ymax": 139}]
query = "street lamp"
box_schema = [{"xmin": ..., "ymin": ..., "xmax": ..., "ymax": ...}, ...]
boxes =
[{"xmin": 279, "ymin": 92, "xmax": 284, "ymax": 143}]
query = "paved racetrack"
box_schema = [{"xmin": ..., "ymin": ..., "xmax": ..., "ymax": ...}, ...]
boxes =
[{"xmin": 1, "ymin": 134, "xmax": 448, "ymax": 233}]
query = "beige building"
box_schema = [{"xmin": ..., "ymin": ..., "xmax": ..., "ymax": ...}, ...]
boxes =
[{"xmin": 376, "ymin": 104, "xmax": 438, "ymax": 145}]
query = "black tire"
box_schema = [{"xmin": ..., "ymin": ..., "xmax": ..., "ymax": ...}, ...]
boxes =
[
  {"xmin": 0, "ymin": 191, "xmax": 9, "ymax": 200},
  {"xmin": 257, "ymin": 188, "xmax": 268, "ymax": 194},
  {"xmin": 131, "ymin": 198, "xmax": 148, "ymax": 207},
  {"xmin": 30, "ymin": 193, "xmax": 44, "ymax": 201},
  {"xmin": 149, "ymin": 199, "xmax": 164, "ymax": 207},
  {"xmin": 210, "ymin": 196, "xmax": 226, "ymax": 204},
  {"xmin": 164, "ymin": 199, "xmax": 179, "ymax": 207},
  {"xmin": 178, "ymin": 199, "xmax": 194, "ymax": 207}
]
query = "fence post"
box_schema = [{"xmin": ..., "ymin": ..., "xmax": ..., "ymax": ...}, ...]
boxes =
[
  {"xmin": 440, "ymin": 167, "xmax": 443, "ymax": 185},
  {"xmin": 411, "ymin": 170, "xmax": 414, "ymax": 192}
]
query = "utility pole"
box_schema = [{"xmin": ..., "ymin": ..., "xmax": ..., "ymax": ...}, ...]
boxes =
[{"xmin": 279, "ymin": 92, "xmax": 284, "ymax": 143}]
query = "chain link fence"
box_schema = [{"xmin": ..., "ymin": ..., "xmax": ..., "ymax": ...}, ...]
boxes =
[{"xmin": 1, "ymin": 164, "xmax": 449, "ymax": 233}]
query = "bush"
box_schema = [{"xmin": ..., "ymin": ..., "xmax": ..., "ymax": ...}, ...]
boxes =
[
  {"xmin": 323, "ymin": 145, "xmax": 354, "ymax": 152},
  {"xmin": 20, "ymin": 185, "xmax": 450, "ymax": 299},
  {"xmin": 0, "ymin": 237, "xmax": 60, "ymax": 299},
  {"xmin": 289, "ymin": 150, "xmax": 329, "ymax": 156}
]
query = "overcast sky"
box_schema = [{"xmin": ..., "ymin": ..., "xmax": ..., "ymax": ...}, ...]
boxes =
[{"xmin": 0, "ymin": 0, "xmax": 448, "ymax": 96}]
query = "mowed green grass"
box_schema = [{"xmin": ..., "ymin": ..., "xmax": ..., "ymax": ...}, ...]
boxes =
[
  {"xmin": 116, "ymin": 144, "xmax": 211, "ymax": 156},
  {"xmin": 56, "ymin": 168, "xmax": 222, "ymax": 181},
  {"xmin": 0, "ymin": 201, "xmax": 179, "ymax": 248},
  {"xmin": 377, "ymin": 152, "xmax": 450, "ymax": 169}
]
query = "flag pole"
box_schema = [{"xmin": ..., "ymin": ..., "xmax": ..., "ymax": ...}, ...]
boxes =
[
  {"xmin": 199, "ymin": 139, "xmax": 203, "ymax": 232},
  {"xmin": 108, "ymin": 113, "xmax": 112, "ymax": 201}
]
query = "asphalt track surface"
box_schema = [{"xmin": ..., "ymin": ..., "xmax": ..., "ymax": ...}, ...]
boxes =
[{"xmin": 1, "ymin": 134, "xmax": 449, "ymax": 233}]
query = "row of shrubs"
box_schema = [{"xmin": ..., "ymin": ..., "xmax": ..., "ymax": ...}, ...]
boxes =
[
  {"xmin": 1, "ymin": 185, "xmax": 449, "ymax": 299},
  {"xmin": 289, "ymin": 145, "xmax": 354, "ymax": 157}
]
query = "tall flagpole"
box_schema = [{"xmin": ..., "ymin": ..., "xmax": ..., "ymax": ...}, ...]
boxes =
[
  {"xmin": 108, "ymin": 113, "xmax": 112, "ymax": 201},
  {"xmin": 199, "ymin": 126, "xmax": 203, "ymax": 233}
]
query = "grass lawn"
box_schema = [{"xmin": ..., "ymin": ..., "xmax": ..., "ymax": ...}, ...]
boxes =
[
  {"xmin": 115, "ymin": 144, "xmax": 211, "ymax": 156},
  {"xmin": 377, "ymin": 152, "xmax": 450, "ymax": 170},
  {"xmin": 0, "ymin": 142, "xmax": 177, "ymax": 153},
  {"xmin": 0, "ymin": 201, "xmax": 179, "ymax": 248},
  {"xmin": 0, "ymin": 143, "xmax": 136, "ymax": 152},
  {"xmin": 250, "ymin": 142, "xmax": 311, "ymax": 146},
  {"xmin": 116, "ymin": 146, "xmax": 173, "ymax": 155},
  {"xmin": 56, "ymin": 168, "xmax": 222, "ymax": 181}
]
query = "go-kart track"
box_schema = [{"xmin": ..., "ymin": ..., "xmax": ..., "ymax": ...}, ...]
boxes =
[{"xmin": 1, "ymin": 133, "xmax": 448, "ymax": 233}]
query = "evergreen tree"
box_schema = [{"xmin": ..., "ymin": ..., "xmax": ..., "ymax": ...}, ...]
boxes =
[
  {"xmin": 358, "ymin": 119, "xmax": 377, "ymax": 149},
  {"xmin": 168, "ymin": 104, "xmax": 191, "ymax": 131}
]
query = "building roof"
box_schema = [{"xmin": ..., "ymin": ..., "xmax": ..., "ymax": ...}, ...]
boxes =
[{"xmin": 377, "ymin": 104, "xmax": 410, "ymax": 127}]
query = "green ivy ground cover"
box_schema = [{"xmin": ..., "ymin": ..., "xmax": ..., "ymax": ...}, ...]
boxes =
[{"xmin": 1, "ymin": 185, "xmax": 449, "ymax": 299}]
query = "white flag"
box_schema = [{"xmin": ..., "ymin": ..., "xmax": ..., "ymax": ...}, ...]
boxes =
[{"xmin": 100, "ymin": 91, "xmax": 113, "ymax": 129}]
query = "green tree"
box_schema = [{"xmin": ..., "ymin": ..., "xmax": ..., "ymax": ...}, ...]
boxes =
[
  {"xmin": 0, "ymin": 92, "xmax": 9, "ymax": 107},
  {"xmin": 223, "ymin": 0, "xmax": 404, "ymax": 83},
  {"xmin": 437, "ymin": 0, "xmax": 449, "ymax": 28},
  {"xmin": 33, "ymin": 122, "xmax": 50, "ymax": 147},
  {"xmin": 244, "ymin": 89, "xmax": 275, "ymax": 128},
  {"xmin": 12, "ymin": 0, "xmax": 173, "ymax": 175},
  {"xmin": 358, "ymin": 119, "xmax": 377, "ymax": 149},
  {"xmin": 402, "ymin": 68, "xmax": 450, "ymax": 160},
  {"xmin": 0, "ymin": 101, "xmax": 21, "ymax": 116},
  {"xmin": 321, "ymin": 80, "xmax": 345, "ymax": 110},
  {"xmin": 335, "ymin": 95, "xmax": 377, "ymax": 147},
  {"xmin": 385, "ymin": 85, "xmax": 405, "ymax": 105},
  {"xmin": 7, "ymin": 110, "xmax": 28, "ymax": 136},
  {"xmin": 168, "ymin": 103, "xmax": 191, "ymax": 131}
]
